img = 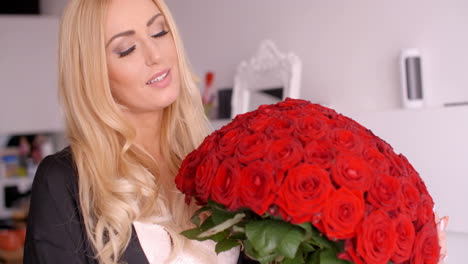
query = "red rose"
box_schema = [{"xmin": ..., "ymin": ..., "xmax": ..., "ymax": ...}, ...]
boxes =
[
  {"xmin": 331, "ymin": 153, "xmax": 375, "ymax": 191},
  {"xmin": 362, "ymin": 147, "xmax": 390, "ymax": 173},
  {"xmin": 236, "ymin": 133, "xmax": 268, "ymax": 164},
  {"xmin": 330, "ymin": 129, "xmax": 363, "ymax": 153},
  {"xmin": 368, "ymin": 174, "xmax": 401, "ymax": 210},
  {"xmin": 216, "ymin": 129, "xmax": 247, "ymax": 159},
  {"xmin": 375, "ymin": 139, "xmax": 394, "ymax": 155},
  {"xmin": 303, "ymin": 140, "xmax": 335, "ymax": 169},
  {"xmin": 276, "ymin": 164, "xmax": 334, "ymax": 224},
  {"xmin": 416, "ymin": 194, "xmax": 435, "ymax": 229},
  {"xmin": 211, "ymin": 158, "xmax": 242, "ymax": 210},
  {"xmin": 338, "ymin": 239, "xmax": 366, "ymax": 264},
  {"xmin": 194, "ymin": 154, "xmax": 220, "ymax": 203},
  {"xmin": 276, "ymin": 97, "xmax": 309, "ymax": 109},
  {"xmin": 392, "ymin": 213, "xmax": 416, "ymax": 263},
  {"xmin": 356, "ymin": 210, "xmax": 397, "ymax": 264},
  {"xmin": 380, "ymin": 149, "xmax": 409, "ymax": 179},
  {"xmin": 175, "ymin": 150, "xmax": 203, "ymax": 200},
  {"xmin": 265, "ymin": 117, "xmax": 296, "ymax": 138},
  {"xmin": 399, "ymin": 180, "xmax": 421, "ymax": 221},
  {"xmin": 399, "ymin": 154, "xmax": 417, "ymax": 176},
  {"xmin": 321, "ymin": 188, "xmax": 365, "ymax": 240},
  {"xmin": 247, "ymin": 113, "xmax": 276, "ymax": 133},
  {"xmin": 411, "ymin": 222, "xmax": 440, "ymax": 264},
  {"xmin": 238, "ymin": 161, "xmax": 277, "ymax": 215},
  {"xmin": 281, "ymin": 108, "xmax": 309, "ymax": 118},
  {"xmin": 176, "ymin": 132, "xmax": 221, "ymax": 203},
  {"xmin": 410, "ymin": 171, "xmax": 431, "ymax": 196},
  {"xmin": 293, "ymin": 115, "xmax": 328, "ymax": 143},
  {"xmin": 315, "ymin": 104, "xmax": 338, "ymax": 118},
  {"xmin": 266, "ymin": 138, "xmax": 303, "ymax": 172}
]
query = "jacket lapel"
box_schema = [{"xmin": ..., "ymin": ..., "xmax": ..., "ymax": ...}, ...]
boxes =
[{"xmin": 120, "ymin": 225, "xmax": 150, "ymax": 264}]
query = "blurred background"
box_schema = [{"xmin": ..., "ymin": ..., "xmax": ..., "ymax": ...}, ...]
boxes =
[{"xmin": 1, "ymin": 0, "xmax": 467, "ymax": 263}]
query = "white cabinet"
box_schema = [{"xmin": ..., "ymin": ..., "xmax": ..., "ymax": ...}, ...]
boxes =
[{"xmin": 0, "ymin": 16, "xmax": 63, "ymax": 134}]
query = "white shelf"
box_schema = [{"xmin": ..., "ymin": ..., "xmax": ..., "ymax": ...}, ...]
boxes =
[{"xmin": 0, "ymin": 177, "xmax": 34, "ymax": 187}]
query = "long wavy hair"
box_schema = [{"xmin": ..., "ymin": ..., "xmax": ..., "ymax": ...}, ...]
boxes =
[{"xmin": 58, "ymin": 0, "xmax": 210, "ymax": 262}]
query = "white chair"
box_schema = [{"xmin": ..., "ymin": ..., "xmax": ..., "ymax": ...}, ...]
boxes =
[{"xmin": 230, "ymin": 39, "xmax": 302, "ymax": 118}]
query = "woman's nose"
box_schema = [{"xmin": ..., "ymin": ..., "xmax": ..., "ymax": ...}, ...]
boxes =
[{"xmin": 143, "ymin": 40, "xmax": 162, "ymax": 66}]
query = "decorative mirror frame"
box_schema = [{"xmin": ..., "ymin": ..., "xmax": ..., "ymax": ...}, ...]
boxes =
[{"xmin": 231, "ymin": 39, "xmax": 302, "ymax": 118}]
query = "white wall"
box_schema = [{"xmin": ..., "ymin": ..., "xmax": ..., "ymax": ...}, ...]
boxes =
[
  {"xmin": 167, "ymin": 0, "xmax": 468, "ymax": 113},
  {"xmin": 0, "ymin": 16, "xmax": 62, "ymax": 134}
]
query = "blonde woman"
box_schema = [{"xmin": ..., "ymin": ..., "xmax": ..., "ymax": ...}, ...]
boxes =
[
  {"xmin": 23, "ymin": 0, "xmax": 249, "ymax": 263},
  {"xmin": 22, "ymin": 0, "xmax": 449, "ymax": 263}
]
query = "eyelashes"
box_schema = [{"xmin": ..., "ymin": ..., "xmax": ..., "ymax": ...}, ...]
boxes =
[
  {"xmin": 151, "ymin": 29, "xmax": 169, "ymax": 39},
  {"xmin": 118, "ymin": 45, "xmax": 136, "ymax": 58},
  {"xmin": 117, "ymin": 29, "xmax": 169, "ymax": 58}
]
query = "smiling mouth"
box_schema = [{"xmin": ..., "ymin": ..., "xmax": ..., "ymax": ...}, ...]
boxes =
[{"xmin": 146, "ymin": 71, "xmax": 169, "ymax": 85}]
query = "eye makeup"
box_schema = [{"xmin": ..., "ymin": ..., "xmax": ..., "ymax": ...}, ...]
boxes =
[
  {"xmin": 118, "ymin": 45, "xmax": 136, "ymax": 58},
  {"xmin": 111, "ymin": 17, "xmax": 170, "ymax": 58}
]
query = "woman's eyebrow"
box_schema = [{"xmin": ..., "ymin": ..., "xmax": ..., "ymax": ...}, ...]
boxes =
[
  {"xmin": 146, "ymin": 13, "xmax": 162, "ymax": 27},
  {"xmin": 106, "ymin": 30, "xmax": 135, "ymax": 47},
  {"xmin": 106, "ymin": 13, "xmax": 163, "ymax": 47}
]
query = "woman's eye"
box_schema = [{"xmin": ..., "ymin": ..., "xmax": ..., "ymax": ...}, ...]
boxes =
[
  {"xmin": 151, "ymin": 30, "xmax": 169, "ymax": 38},
  {"xmin": 118, "ymin": 45, "xmax": 136, "ymax": 58}
]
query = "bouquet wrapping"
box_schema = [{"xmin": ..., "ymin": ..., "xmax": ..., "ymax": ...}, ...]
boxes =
[{"xmin": 175, "ymin": 98, "xmax": 440, "ymax": 264}]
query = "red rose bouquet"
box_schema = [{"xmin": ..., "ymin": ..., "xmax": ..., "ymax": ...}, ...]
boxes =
[{"xmin": 175, "ymin": 98, "xmax": 440, "ymax": 264}]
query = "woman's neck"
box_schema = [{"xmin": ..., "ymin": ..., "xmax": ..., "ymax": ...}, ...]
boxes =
[{"xmin": 124, "ymin": 109, "xmax": 163, "ymax": 161}]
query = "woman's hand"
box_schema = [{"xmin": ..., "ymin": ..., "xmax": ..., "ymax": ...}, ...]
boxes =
[{"xmin": 435, "ymin": 212, "xmax": 449, "ymax": 264}]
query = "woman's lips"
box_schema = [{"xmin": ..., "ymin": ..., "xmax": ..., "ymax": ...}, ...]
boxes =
[{"xmin": 146, "ymin": 69, "xmax": 171, "ymax": 88}]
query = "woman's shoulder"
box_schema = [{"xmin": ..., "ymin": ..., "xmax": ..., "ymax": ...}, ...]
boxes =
[
  {"xmin": 37, "ymin": 146, "xmax": 75, "ymax": 174},
  {"xmin": 33, "ymin": 146, "xmax": 78, "ymax": 194}
]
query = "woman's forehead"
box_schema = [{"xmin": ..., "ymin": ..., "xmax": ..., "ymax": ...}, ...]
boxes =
[{"xmin": 105, "ymin": 0, "xmax": 162, "ymax": 35}]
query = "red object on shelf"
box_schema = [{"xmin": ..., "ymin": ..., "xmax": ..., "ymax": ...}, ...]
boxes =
[{"xmin": 0, "ymin": 230, "xmax": 22, "ymax": 251}]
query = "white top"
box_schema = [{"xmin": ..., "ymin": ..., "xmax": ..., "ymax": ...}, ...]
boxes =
[{"xmin": 133, "ymin": 221, "xmax": 240, "ymax": 264}]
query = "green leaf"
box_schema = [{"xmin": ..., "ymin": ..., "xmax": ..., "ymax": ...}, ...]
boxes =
[
  {"xmin": 257, "ymin": 254, "xmax": 278, "ymax": 264},
  {"xmin": 180, "ymin": 227, "xmax": 204, "ymax": 240},
  {"xmin": 243, "ymin": 238, "xmax": 277, "ymax": 264},
  {"xmin": 306, "ymin": 250, "xmax": 321, "ymax": 264},
  {"xmin": 200, "ymin": 216, "xmax": 216, "ymax": 231},
  {"xmin": 230, "ymin": 232, "xmax": 246, "ymax": 240},
  {"xmin": 197, "ymin": 213, "xmax": 245, "ymax": 238},
  {"xmin": 283, "ymin": 248, "xmax": 305, "ymax": 264},
  {"xmin": 309, "ymin": 226, "xmax": 334, "ymax": 249},
  {"xmin": 190, "ymin": 206, "xmax": 210, "ymax": 226},
  {"xmin": 208, "ymin": 199, "xmax": 226, "ymax": 210},
  {"xmin": 245, "ymin": 220, "xmax": 305, "ymax": 259},
  {"xmin": 277, "ymin": 226, "xmax": 305, "ymax": 258},
  {"xmin": 212, "ymin": 206, "xmax": 236, "ymax": 225},
  {"xmin": 319, "ymin": 248, "xmax": 351, "ymax": 264},
  {"xmin": 297, "ymin": 222, "xmax": 313, "ymax": 239},
  {"xmin": 243, "ymin": 240, "xmax": 257, "ymax": 259},
  {"xmin": 180, "ymin": 226, "xmax": 229, "ymax": 242},
  {"xmin": 215, "ymin": 238, "xmax": 240, "ymax": 254},
  {"xmin": 232, "ymin": 225, "xmax": 245, "ymax": 233},
  {"xmin": 300, "ymin": 241, "xmax": 317, "ymax": 253},
  {"xmin": 209, "ymin": 230, "xmax": 230, "ymax": 242}
]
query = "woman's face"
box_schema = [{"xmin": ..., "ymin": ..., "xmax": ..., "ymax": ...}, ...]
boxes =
[{"xmin": 105, "ymin": 0, "xmax": 180, "ymax": 114}]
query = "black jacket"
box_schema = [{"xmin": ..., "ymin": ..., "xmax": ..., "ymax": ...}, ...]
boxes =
[{"xmin": 24, "ymin": 148, "xmax": 257, "ymax": 263}]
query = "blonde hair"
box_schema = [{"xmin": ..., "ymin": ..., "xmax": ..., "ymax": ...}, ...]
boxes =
[{"xmin": 58, "ymin": 0, "xmax": 210, "ymax": 263}]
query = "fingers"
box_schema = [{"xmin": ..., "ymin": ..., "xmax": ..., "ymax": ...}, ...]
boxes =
[{"xmin": 437, "ymin": 216, "xmax": 449, "ymax": 264}]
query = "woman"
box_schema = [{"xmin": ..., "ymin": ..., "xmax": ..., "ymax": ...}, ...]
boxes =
[
  {"xmin": 23, "ymin": 0, "xmax": 246, "ymax": 263},
  {"xmin": 23, "ymin": 0, "xmax": 449, "ymax": 263}
]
